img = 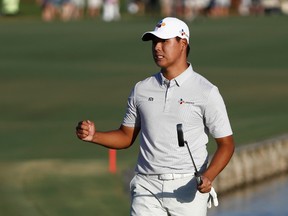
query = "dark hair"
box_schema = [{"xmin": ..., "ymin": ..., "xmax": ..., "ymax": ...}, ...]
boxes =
[{"xmin": 187, "ymin": 45, "xmax": 190, "ymax": 57}]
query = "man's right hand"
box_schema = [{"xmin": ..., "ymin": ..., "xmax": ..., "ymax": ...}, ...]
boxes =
[{"xmin": 76, "ymin": 120, "xmax": 95, "ymax": 142}]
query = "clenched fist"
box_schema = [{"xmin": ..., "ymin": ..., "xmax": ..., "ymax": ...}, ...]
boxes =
[{"xmin": 75, "ymin": 120, "xmax": 95, "ymax": 142}]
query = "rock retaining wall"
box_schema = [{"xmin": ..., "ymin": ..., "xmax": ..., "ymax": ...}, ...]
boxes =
[{"xmin": 214, "ymin": 134, "xmax": 288, "ymax": 194}]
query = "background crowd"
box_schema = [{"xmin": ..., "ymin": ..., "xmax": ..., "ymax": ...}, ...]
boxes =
[{"xmin": 1, "ymin": 0, "xmax": 288, "ymax": 21}]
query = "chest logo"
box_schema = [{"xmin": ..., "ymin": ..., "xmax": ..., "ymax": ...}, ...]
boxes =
[{"xmin": 179, "ymin": 98, "xmax": 194, "ymax": 105}]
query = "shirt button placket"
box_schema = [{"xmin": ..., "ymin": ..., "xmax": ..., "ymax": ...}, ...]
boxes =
[{"xmin": 164, "ymin": 80, "xmax": 174, "ymax": 113}]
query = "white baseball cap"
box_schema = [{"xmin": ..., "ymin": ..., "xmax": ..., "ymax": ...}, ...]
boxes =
[{"xmin": 142, "ymin": 17, "xmax": 190, "ymax": 44}]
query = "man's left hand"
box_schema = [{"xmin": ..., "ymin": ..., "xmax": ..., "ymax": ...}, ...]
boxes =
[{"xmin": 197, "ymin": 175, "xmax": 212, "ymax": 193}]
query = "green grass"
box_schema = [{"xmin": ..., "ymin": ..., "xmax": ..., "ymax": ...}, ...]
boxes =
[
  {"xmin": 0, "ymin": 15, "xmax": 288, "ymax": 215},
  {"xmin": 0, "ymin": 160, "xmax": 130, "ymax": 216}
]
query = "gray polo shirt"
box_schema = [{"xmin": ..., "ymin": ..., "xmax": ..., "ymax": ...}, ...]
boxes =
[{"xmin": 122, "ymin": 64, "xmax": 233, "ymax": 174}]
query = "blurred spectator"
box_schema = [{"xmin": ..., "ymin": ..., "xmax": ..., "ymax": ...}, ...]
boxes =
[
  {"xmin": 210, "ymin": 0, "xmax": 231, "ymax": 16},
  {"xmin": 184, "ymin": 0, "xmax": 211, "ymax": 20},
  {"xmin": 72, "ymin": 0, "xmax": 103, "ymax": 18},
  {"xmin": 102, "ymin": 0, "xmax": 120, "ymax": 21},
  {"xmin": 87, "ymin": 0, "xmax": 103, "ymax": 17},
  {"xmin": 159, "ymin": 0, "xmax": 187, "ymax": 17},
  {"xmin": 159, "ymin": 0, "xmax": 173, "ymax": 16},
  {"xmin": 36, "ymin": 0, "xmax": 76, "ymax": 21},
  {"xmin": 238, "ymin": 0, "xmax": 252, "ymax": 15},
  {"xmin": 145, "ymin": 0, "xmax": 158, "ymax": 14},
  {"xmin": 61, "ymin": 0, "xmax": 77, "ymax": 20},
  {"xmin": 127, "ymin": 0, "xmax": 146, "ymax": 15},
  {"xmin": 174, "ymin": 0, "xmax": 185, "ymax": 16},
  {"xmin": 249, "ymin": 0, "xmax": 264, "ymax": 14},
  {"xmin": 1, "ymin": 0, "xmax": 20, "ymax": 15},
  {"xmin": 36, "ymin": 0, "xmax": 55, "ymax": 21},
  {"xmin": 281, "ymin": 0, "xmax": 288, "ymax": 14},
  {"xmin": 261, "ymin": 0, "xmax": 281, "ymax": 14}
]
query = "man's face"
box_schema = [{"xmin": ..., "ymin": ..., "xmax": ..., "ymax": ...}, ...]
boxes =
[{"xmin": 151, "ymin": 37, "xmax": 184, "ymax": 69}]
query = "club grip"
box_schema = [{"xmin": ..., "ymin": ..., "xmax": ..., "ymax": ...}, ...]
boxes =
[
  {"xmin": 195, "ymin": 173, "xmax": 203, "ymax": 185},
  {"xmin": 176, "ymin": 124, "xmax": 185, "ymax": 147}
]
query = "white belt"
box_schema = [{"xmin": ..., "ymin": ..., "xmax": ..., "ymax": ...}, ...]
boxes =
[{"xmin": 143, "ymin": 173, "xmax": 194, "ymax": 181}]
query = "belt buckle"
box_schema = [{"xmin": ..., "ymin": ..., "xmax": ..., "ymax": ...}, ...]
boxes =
[{"xmin": 158, "ymin": 174, "xmax": 174, "ymax": 180}]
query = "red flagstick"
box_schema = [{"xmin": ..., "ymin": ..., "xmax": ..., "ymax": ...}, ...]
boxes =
[{"xmin": 109, "ymin": 149, "xmax": 117, "ymax": 173}]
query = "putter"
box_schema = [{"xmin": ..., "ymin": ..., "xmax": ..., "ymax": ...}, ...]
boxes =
[{"xmin": 177, "ymin": 123, "xmax": 203, "ymax": 185}]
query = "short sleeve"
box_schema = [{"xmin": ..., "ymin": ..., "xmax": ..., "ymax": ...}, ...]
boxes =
[
  {"xmin": 122, "ymin": 86, "xmax": 141, "ymax": 128},
  {"xmin": 204, "ymin": 86, "xmax": 233, "ymax": 138}
]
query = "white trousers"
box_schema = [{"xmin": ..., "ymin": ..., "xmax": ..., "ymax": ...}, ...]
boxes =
[{"xmin": 130, "ymin": 173, "xmax": 209, "ymax": 216}]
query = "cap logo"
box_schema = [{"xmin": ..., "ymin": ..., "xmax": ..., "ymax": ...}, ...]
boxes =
[
  {"xmin": 156, "ymin": 20, "xmax": 166, "ymax": 28},
  {"xmin": 180, "ymin": 29, "xmax": 188, "ymax": 37}
]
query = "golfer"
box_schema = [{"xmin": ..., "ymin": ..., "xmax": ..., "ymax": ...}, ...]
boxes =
[{"xmin": 76, "ymin": 17, "xmax": 235, "ymax": 216}]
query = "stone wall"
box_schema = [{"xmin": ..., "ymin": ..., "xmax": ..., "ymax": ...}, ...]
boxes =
[{"xmin": 213, "ymin": 134, "xmax": 288, "ymax": 194}]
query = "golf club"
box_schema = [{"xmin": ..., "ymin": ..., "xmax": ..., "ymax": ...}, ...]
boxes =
[{"xmin": 176, "ymin": 123, "xmax": 203, "ymax": 185}]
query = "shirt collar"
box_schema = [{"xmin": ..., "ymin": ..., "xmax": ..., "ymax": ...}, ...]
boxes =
[
  {"xmin": 158, "ymin": 63, "xmax": 194, "ymax": 87},
  {"xmin": 174, "ymin": 63, "xmax": 194, "ymax": 87}
]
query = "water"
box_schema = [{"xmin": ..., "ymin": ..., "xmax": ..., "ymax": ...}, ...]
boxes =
[{"xmin": 208, "ymin": 174, "xmax": 288, "ymax": 216}]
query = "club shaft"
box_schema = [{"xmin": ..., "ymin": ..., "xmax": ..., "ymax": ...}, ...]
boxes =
[{"xmin": 185, "ymin": 141, "xmax": 203, "ymax": 185}]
